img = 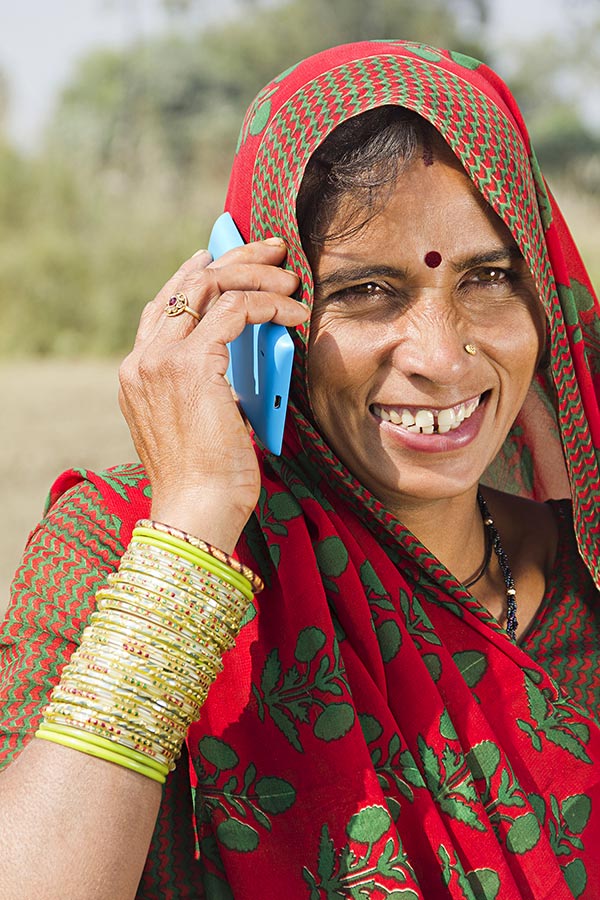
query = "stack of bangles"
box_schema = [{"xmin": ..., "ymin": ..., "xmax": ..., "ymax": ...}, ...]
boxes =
[{"xmin": 35, "ymin": 520, "xmax": 263, "ymax": 784}]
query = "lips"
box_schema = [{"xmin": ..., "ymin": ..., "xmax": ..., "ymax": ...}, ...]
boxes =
[{"xmin": 371, "ymin": 395, "xmax": 482, "ymax": 434}]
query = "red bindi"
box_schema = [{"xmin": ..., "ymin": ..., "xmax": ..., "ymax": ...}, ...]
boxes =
[{"xmin": 424, "ymin": 251, "xmax": 442, "ymax": 268}]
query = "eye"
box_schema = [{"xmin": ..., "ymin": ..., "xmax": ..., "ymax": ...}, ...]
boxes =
[
  {"xmin": 460, "ymin": 266, "xmax": 521, "ymax": 294},
  {"xmin": 336, "ymin": 281, "xmax": 384, "ymax": 297},
  {"xmin": 466, "ymin": 266, "xmax": 517, "ymax": 285},
  {"xmin": 321, "ymin": 280, "xmax": 389, "ymax": 306},
  {"xmin": 316, "ymin": 279, "xmax": 406, "ymax": 321},
  {"xmin": 473, "ymin": 267, "xmax": 508, "ymax": 283}
]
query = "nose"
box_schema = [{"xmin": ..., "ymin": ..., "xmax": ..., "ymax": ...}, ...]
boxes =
[{"xmin": 390, "ymin": 296, "xmax": 473, "ymax": 387}]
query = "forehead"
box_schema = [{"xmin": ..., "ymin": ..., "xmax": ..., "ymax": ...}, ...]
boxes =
[{"xmin": 318, "ymin": 153, "xmax": 516, "ymax": 269}]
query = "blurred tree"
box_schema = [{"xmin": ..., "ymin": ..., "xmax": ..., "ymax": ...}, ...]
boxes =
[
  {"xmin": 46, "ymin": 0, "xmax": 492, "ymax": 186},
  {"xmin": 488, "ymin": 2, "xmax": 600, "ymax": 191}
]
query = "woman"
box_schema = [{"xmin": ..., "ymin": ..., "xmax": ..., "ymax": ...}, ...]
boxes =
[{"xmin": 1, "ymin": 40, "xmax": 599, "ymax": 900}]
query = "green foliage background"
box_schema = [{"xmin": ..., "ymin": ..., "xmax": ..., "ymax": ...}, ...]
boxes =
[{"xmin": 0, "ymin": 0, "xmax": 598, "ymax": 356}]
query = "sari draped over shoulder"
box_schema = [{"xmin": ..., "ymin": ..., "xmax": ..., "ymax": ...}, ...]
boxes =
[
  {"xmin": 204, "ymin": 40, "xmax": 600, "ymax": 898},
  {"xmin": 2, "ymin": 40, "xmax": 600, "ymax": 900}
]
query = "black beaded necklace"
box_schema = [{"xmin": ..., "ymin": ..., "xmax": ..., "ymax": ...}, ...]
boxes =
[{"xmin": 464, "ymin": 491, "xmax": 518, "ymax": 642}]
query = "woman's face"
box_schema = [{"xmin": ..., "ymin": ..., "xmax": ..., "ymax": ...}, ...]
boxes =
[{"xmin": 307, "ymin": 149, "xmax": 545, "ymax": 510}]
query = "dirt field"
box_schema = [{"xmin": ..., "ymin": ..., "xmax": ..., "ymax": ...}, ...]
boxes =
[{"xmin": 0, "ymin": 359, "xmax": 136, "ymax": 617}]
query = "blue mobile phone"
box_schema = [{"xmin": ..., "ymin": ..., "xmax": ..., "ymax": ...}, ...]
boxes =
[{"xmin": 207, "ymin": 212, "xmax": 294, "ymax": 455}]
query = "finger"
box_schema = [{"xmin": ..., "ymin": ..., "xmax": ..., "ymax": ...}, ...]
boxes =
[
  {"xmin": 132, "ymin": 249, "xmax": 213, "ymax": 348},
  {"xmin": 151, "ymin": 263, "xmax": 301, "ymax": 348},
  {"xmin": 206, "ymin": 236, "xmax": 287, "ymax": 269},
  {"xmin": 186, "ymin": 289, "xmax": 308, "ymax": 355},
  {"xmin": 142, "ymin": 242, "xmax": 298, "ymax": 348}
]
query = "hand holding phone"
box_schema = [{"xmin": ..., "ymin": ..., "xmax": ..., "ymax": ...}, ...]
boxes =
[{"xmin": 207, "ymin": 213, "xmax": 294, "ymax": 455}]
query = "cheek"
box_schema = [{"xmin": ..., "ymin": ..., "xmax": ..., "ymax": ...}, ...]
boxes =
[
  {"xmin": 492, "ymin": 313, "xmax": 542, "ymax": 394},
  {"xmin": 307, "ymin": 321, "xmax": 376, "ymax": 417},
  {"xmin": 308, "ymin": 319, "xmax": 356, "ymax": 386}
]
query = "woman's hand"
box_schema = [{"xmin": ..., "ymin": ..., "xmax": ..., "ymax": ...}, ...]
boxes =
[{"xmin": 119, "ymin": 238, "xmax": 306, "ymax": 552}]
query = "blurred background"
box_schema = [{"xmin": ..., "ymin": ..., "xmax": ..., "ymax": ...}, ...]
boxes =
[{"xmin": 1, "ymin": 0, "xmax": 599, "ymax": 612}]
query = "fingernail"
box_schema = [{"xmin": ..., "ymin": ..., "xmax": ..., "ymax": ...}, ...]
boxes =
[
  {"xmin": 193, "ymin": 248, "xmax": 211, "ymax": 258},
  {"xmin": 264, "ymin": 236, "xmax": 285, "ymax": 246}
]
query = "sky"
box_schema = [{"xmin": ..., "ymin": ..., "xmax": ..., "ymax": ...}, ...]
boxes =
[{"xmin": 0, "ymin": 0, "xmax": 571, "ymax": 150}]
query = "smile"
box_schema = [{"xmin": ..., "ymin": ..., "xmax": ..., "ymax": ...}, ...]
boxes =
[{"xmin": 371, "ymin": 395, "xmax": 482, "ymax": 434}]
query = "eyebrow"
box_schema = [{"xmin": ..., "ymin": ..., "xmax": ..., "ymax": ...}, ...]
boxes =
[
  {"xmin": 314, "ymin": 264, "xmax": 409, "ymax": 293},
  {"xmin": 450, "ymin": 245, "xmax": 524, "ymax": 273},
  {"xmin": 313, "ymin": 245, "xmax": 525, "ymax": 294}
]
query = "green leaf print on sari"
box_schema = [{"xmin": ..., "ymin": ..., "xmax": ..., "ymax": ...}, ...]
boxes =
[
  {"xmin": 360, "ymin": 561, "xmax": 402, "ymax": 662},
  {"xmin": 194, "ymin": 736, "xmax": 296, "ymax": 853},
  {"xmin": 438, "ymin": 845, "xmax": 500, "ymax": 899},
  {"xmin": 255, "ymin": 486, "xmax": 304, "ymax": 570},
  {"xmin": 528, "ymin": 792, "xmax": 591, "ymax": 897},
  {"xmin": 465, "ymin": 740, "xmax": 527, "ymax": 831},
  {"xmin": 399, "ymin": 590, "xmax": 442, "ymax": 647},
  {"xmin": 303, "ymin": 805, "xmax": 419, "ymax": 899},
  {"xmin": 253, "ymin": 627, "xmax": 354, "ymax": 751},
  {"xmin": 516, "ymin": 676, "xmax": 592, "ymax": 763},
  {"xmin": 315, "ymin": 536, "xmax": 350, "ymax": 593},
  {"xmin": 417, "ymin": 715, "xmax": 485, "ymax": 832},
  {"xmin": 359, "ymin": 713, "xmax": 424, "ymax": 820},
  {"xmin": 453, "ymin": 649, "xmax": 488, "ymax": 689},
  {"xmin": 257, "ymin": 486, "xmax": 302, "ymax": 537}
]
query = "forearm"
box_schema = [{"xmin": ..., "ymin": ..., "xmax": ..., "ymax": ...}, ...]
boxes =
[
  {"xmin": 0, "ymin": 739, "xmax": 161, "ymax": 900},
  {"xmin": 0, "ymin": 517, "xmax": 259, "ymax": 898}
]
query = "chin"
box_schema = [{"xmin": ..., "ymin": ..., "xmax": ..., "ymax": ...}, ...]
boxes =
[{"xmin": 357, "ymin": 459, "xmax": 490, "ymax": 509}]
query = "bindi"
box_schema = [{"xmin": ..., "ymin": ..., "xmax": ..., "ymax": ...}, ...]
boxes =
[{"xmin": 424, "ymin": 251, "xmax": 442, "ymax": 268}]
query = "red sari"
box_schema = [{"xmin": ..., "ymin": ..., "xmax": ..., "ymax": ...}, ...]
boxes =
[{"xmin": 2, "ymin": 40, "xmax": 600, "ymax": 899}]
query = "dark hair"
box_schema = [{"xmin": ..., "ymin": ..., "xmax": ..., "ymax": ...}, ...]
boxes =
[{"xmin": 296, "ymin": 106, "xmax": 445, "ymax": 262}]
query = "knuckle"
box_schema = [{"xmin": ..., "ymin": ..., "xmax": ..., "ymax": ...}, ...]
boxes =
[
  {"xmin": 216, "ymin": 290, "xmax": 244, "ymax": 315},
  {"xmin": 118, "ymin": 353, "xmax": 137, "ymax": 389},
  {"xmin": 140, "ymin": 299, "xmax": 156, "ymax": 320},
  {"xmin": 188, "ymin": 264, "xmax": 217, "ymax": 291},
  {"xmin": 136, "ymin": 353, "xmax": 162, "ymax": 383},
  {"xmin": 174, "ymin": 254, "xmax": 199, "ymax": 279}
]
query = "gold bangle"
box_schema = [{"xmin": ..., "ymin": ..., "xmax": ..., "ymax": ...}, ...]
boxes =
[{"xmin": 136, "ymin": 519, "xmax": 264, "ymax": 593}]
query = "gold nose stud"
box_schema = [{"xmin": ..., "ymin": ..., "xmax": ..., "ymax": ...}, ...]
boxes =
[{"xmin": 464, "ymin": 344, "xmax": 477, "ymax": 356}]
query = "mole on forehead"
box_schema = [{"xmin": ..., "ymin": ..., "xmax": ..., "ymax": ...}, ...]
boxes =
[{"xmin": 424, "ymin": 251, "xmax": 442, "ymax": 268}]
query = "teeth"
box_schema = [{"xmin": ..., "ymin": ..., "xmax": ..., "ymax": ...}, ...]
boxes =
[
  {"xmin": 415, "ymin": 410, "xmax": 434, "ymax": 429},
  {"xmin": 437, "ymin": 408, "xmax": 457, "ymax": 434},
  {"xmin": 373, "ymin": 396, "xmax": 481, "ymax": 435}
]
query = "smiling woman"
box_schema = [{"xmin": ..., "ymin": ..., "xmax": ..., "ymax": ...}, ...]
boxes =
[
  {"xmin": 305, "ymin": 118, "xmax": 546, "ymax": 520},
  {"xmin": 1, "ymin": 40, "xmax": 600, "ymax": 900}
]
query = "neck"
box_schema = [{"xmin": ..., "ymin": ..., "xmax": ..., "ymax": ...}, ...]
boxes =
[{"xmin": 388, "ymin": 487, "xmax": 486, "ymax": 584}]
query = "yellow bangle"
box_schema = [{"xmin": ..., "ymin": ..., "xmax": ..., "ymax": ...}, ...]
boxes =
[
  {"xmin": 132, "ymin": 529, "xmax": 254, "ymax": 600},
  {"xmin": 36, "ymin": 722, "xmax": 168, "ymax": 774},
  {"xmin": 35, "ymin": 724, "xmax": 168, "ymax": 783},
  {"xmin": 136, "ymin": 518, "xmax": 264, "ymax": 593}
]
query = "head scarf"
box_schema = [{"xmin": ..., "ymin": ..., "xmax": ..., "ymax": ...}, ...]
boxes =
[
  {"xmin": 183, "ymin": 41, "xmax": 600, "ymax": 899},
  {"xmin": 225, "ymin": 39, "xmax": 600, "ymax": 580}
]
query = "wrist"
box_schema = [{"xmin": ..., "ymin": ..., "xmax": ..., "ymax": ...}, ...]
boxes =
[{"xmin": 149, "ymin": 497, "xmax": 252, "ymax": 555}]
